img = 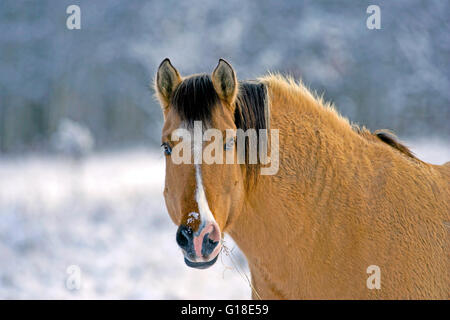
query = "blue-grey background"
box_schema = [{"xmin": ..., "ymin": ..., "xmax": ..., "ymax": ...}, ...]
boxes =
[
  {"xmin": 1, "ymin": 0, "xmax": 449, "ymax": 152},
  {"xmin": 0, "ymin": 0, "xmax": 448, "ymax": 299}
]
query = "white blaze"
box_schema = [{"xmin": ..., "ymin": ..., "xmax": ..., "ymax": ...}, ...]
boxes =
[
  {"xmin": 194, "ymin": 164, "xmax": 216, "ymax": 235},
  {"xmin": 182, "ymin": 121, "xmax": 217, "ymax": 235}
]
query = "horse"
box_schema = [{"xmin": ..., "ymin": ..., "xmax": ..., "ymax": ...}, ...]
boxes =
[{"xmin": 154, "ymin": 58, "xmax": 450, "ymax": 299}]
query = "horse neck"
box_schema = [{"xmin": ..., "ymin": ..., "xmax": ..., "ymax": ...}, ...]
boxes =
[{"xmin": 227, "ymin": 80, "xmax": 367, "ymax": 285}]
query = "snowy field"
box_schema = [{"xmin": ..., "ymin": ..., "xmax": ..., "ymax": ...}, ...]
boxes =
[
  {"xmin": 0, "ymin": 140, "xmax": 448, "ymax": 299},
  {"xmin": 0, "ymin": 148, "xmax": 250, "ymax": 299}
]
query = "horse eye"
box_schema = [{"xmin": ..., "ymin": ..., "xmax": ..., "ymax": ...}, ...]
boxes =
[
  {"xmin": 224, "ymin": 138, "xmax": 235, "ymax": 151},
  {"xmin": 161, "ymin": 143, "xmax": 172, "ymax": 156}
]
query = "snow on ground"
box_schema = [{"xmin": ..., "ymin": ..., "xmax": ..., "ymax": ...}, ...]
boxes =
[
  {"xmin": 0, "ymin": 148, "xmax": 250, "ymax": 299},
  {"xmin": 0, "ymin": 140, "xmax": 448, "ymax": 299}
]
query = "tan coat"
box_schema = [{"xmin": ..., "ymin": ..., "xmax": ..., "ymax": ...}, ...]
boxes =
[{"xmin": 228, "ymin": 75, "xmax": 450, "ymax": 299}]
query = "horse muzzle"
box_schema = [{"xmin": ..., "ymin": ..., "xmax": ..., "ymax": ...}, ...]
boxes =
[{"xmin": 176, "ymin": 221, "xmax": 221, "ymax": 269}]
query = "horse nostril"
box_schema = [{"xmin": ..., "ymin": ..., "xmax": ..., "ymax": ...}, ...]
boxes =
[
  {"xmin": 201, "ymin": 232, "xmax": 219, "ymax": 257},
  {"xmin": 176, "ymin": 225, "xmax": 193, "ymax": 251}
]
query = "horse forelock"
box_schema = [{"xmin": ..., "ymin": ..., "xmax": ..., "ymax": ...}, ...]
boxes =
[
  {"xmin": 171, "ymin": 74, "xmax": 220, "ymax": 128},
  {"xmin": 170, "ymin": 75, "xmax": 270, "ymax": 189}
]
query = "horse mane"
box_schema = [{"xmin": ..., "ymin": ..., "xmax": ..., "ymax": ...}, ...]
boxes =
[
  {"xmin": 261, "ymin": 74, "xmax": 416, "ymax": 159},
  {"xmin": 170, "ymin": 72, "xmax": 416, "ymax": 187},
  {"xmin": 234, "ymin": 81, "xmax": 268, "ymax": 189}
]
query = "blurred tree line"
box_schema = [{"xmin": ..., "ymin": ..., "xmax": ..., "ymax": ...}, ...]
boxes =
[{"xmin": 0, "ymin": 0, "xmax": 448, "ymax": 153}]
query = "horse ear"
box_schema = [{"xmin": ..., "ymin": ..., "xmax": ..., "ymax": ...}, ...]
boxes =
[
  {"xmin": 155, "ymin": 58, "xmax": 182, "ymax": 109},
  {"xmin": 212, "ymin": 59, "xmax": 238, "ymax": 107}
]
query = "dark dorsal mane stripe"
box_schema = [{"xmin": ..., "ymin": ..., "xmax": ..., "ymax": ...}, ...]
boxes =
[{"xmin": 373, "ymin": 130, "xmax": 416, "ymax": 158}]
